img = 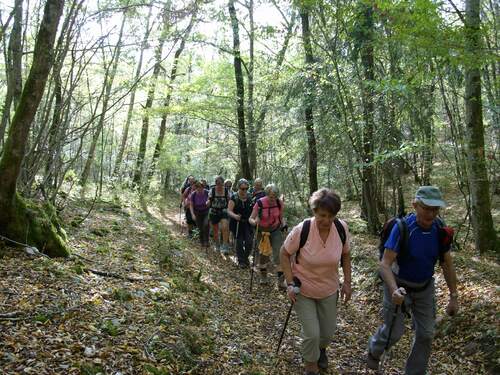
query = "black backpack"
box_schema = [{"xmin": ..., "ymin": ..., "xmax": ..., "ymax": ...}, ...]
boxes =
[
  {"xmin": 210, "ymin": 186, "xmax": 229, "ymax": 206},
  {"xmin": 379, "ymin": 215, "xmax": 451, "ymax": 263},
  {"xmin": 295, "ymin": 218, "xmax": 347, "ymax": 264}
]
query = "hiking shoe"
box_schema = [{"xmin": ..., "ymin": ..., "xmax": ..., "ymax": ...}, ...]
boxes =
[
  {"xmin": 318, "ymin": 348, "xmax": 328, "ymax": 369},
  {"xmin": 220, "ymin": 244, "xmax": 229, "ymax": 255},
  {"xmin": 238, "ymin": 263, "xmax": 249, "ymax": 269},
  {"xmin": 366, "ymin": 351, "xmax": 379, "ymax": 370},
  {"xmin": 303, "ymin": 371, "xmax": 319, "ymax": 375}
]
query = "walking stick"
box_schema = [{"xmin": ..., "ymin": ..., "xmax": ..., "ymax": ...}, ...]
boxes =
[
  {"xmin": 276, "ymin": 277, "xmax": 301, "ymax": 355},
  {"xmin": 249, "ymin": 222, "xmax": 259, "ymax": 293},
  {"xmin": 232, "ymin": 221, "xmax": 240, "ymax": 257},
  {"xmin": 380, "ymin": 304, "xmax": 401, "ymax": 371},
  {"xmin": 179, "ymin": 203, "xmax": 183, "ymax": 234}
]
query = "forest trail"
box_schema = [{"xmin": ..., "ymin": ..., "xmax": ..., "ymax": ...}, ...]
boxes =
[{"xmin": 0, "ymin": 195, "xmax": 496, "ymax": 374}]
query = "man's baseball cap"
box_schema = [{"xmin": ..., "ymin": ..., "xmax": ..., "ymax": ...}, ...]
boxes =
[{"xmin": 415, "ymin": 186, "xmax": 446, "ymax": 207}]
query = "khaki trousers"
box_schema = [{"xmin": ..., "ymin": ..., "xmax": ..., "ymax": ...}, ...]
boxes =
[{"xmin": 294, "ymin": 292, "xmax": 338, "ymax": 362}]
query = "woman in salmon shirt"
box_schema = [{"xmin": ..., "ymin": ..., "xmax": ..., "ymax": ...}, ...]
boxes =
[
  {"xmin": 280, "ymin": 188, "xmax": 352, "ymax": 375},
  {"xmin": 249, "ymin": 183, "xmax": 286, "ymax": 285}
]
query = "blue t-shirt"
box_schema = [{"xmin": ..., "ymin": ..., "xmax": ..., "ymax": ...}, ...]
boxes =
[{"xmin": 384, "ymin": 213, "xmax": 443, "ymax": 283}]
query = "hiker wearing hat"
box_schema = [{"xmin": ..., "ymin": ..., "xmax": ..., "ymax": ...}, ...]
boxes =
[
  {"xmin": 228, "ymin": 179, "xmax": 254, "ymax": 268},
  {"xmin": 280, "ymin": 188, "xmax": 351, "ymax": 375},
  {"xmin": 367, "ymin": 186, "xmax": 459, "ymax": 374},
  {"xmin": 249, "ymin": 183, "xmax": 286, "ymax": 285}
]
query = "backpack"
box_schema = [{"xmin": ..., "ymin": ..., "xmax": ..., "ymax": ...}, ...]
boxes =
[
  {"xmin": 295, "ymin": 218, "xmax": 347, "ymax": 264},
  {"xmin": 256, "ymin": 198, "xmax": 282, "ymax": 222},
  {"xmin": 379, "ymin": 215, "xmax": 453, "ymax": 263},
  {"xmin": 210, "ymin": 186, "xmax": 230, "ymax": 206}
]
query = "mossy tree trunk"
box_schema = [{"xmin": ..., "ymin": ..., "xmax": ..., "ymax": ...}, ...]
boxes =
[{"xmin": 0, "ymin": 0, "xmax": 68, "ymax": 257}]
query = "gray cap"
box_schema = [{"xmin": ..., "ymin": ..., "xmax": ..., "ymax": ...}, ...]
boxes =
[{"xmin": 415, "ymin": 186, "xmax": 446, "ymax": 207}]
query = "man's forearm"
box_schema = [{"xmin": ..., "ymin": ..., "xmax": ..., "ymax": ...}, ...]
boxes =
[
  {"xmin": 380, "ymin": 263, "xmax": 398, "ymax": 293},
  {"xmin": 442, "ymin": 259, "xmax": 458, "ymax": 295}
]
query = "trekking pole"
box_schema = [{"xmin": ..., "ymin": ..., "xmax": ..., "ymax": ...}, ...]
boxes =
[
  {"xmin": 179, "ymin": 203, "xmax": 183, "ymax": 234},
  {"xmin": 249, "ymin": 222, "xmax": 259, "ymax": 293},
  {"xmin": 276, "ymin": 277, "xmax": 301, "ymax": 355},
  {"xmin": 380, "ymin": 304, "xmax": 401, "ymax": 371},
  {"xmin": 232, "ymin": 221, "xmax": 240, "ymax": 257}
]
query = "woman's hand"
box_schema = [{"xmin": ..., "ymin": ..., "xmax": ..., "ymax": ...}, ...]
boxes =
[
  {"xmin": 340, "ymin": 281, "xmax": 352, "ymax": 303},
  {"xmin": 286, "ymin": 285, "xmax": 297, "ymax": 303}
]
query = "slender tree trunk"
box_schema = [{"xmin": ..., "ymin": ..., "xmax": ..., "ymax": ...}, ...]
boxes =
[
  {"xmin": 247, "ymin": 0, "xmax": 256, "ymax": 178},
  {"xmin": 133, "ymin": 3, "xmax": 171, "ymax": 187},
  {"xmin": 148, "ymin": 5, "xmax": 198, "ymax": 182},
  {"xmin": 228, "ymin": 0, "xmax": 251, "ymax": 179},
  {"xmin": 80, "ymin": 10, "xmax": 127, "ymax": 188},
  {"xmin": 0, "ymin": 0, "xmax": 68, "ymax": 257},
  {"xmin": 358, "ymin": 2, "xmax": 381, "ymax": 233},
  {"xmin": 300, "ymin": 7, "xmax": 318, "ymax": 196},
  {"xmin": 0, "ymin": 0, "xmax": 23, "ymax": 146},
  {"xmin": 464, "ymin": 0, "xmax": 498, "ymax": 254},
  {"xmin": 113, "ymin": 4, "xmax": 153, "ymax": 177}
]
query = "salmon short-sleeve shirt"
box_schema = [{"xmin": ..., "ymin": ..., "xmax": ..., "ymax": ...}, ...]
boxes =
[{"xmin": 284, "ymin": 217, "xmax": 350, "ymax": 299}]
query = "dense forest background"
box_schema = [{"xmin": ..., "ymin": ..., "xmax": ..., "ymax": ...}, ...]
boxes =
[
  {"xmin": 0, "ymin": 0, "xmax": 498, "ymax": 256},
  {"xmin": 0, "ymin": 1, "xmax": 498, "ymax": 374}
]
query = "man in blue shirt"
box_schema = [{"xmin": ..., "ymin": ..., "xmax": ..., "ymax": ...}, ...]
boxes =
[{"xmin": 367, "ymin": 186, "xmax": 459, "ymax": 375}]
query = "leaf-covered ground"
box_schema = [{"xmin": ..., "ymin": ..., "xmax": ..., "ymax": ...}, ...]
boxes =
[{"xmin": 0, "ymin": 194, "xmax": 498, "ymax": 374}]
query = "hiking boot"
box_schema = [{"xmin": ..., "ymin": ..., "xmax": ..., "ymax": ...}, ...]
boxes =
[
  {"xmin": 318, "ymin": 348, "xmax": 328, "ymax": 370},
  {"xmin": 366, "ymin": 351, "xmax": 379, "ymax": 370},
  {"xmin": 239, "ymin": 263, "xmax": 249, "ymax": 269}
]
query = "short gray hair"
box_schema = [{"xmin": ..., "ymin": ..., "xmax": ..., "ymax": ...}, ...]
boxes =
[{"xmin": 264, "ymin": 183, "xmax": 279, "ymax": 196}]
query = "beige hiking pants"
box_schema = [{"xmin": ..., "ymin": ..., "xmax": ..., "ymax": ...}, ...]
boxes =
[{"xmin": 294, "ymin": 292, "xmax": 338, "ymax": 362}]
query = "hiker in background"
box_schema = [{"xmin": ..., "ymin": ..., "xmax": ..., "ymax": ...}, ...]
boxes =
[
  {"xmin": 200, "ymin": 178, "xmax": 209, "ymax": 192},
  {"xmin": 280, "ymin": 188, "xmax": 351, "ymax": 375},
  {"xmin": 181, "ymin": 175, "xmax": 196, "ymax": 237},
  {"xmin": 249, "ymin": 183, "xmax": 286, "ymax": 286},
  {"xmin": 190, "ymin": 180, "xmax": 210, "ymax": 250},
  {"xmin": 228, "ymin": 179, "xmax": 254, "ymax": 268},
  {"xmin": 208, "ymin": 176, "xmax": 231, "ymax": 254},
  {"xmin": 367, "ymin": 186, "xmax": 458, "ymax": 375},
  {"xmin": 224, "ymin": 179, "xmax": 233, "ymax": 194},
  {"xmin": 250, "ymin": 178, "xmax": 265, "ymax": 206}
]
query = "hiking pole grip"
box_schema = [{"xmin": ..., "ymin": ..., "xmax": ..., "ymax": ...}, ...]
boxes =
[{"xmin": 249, "ymin": 223, "xmax": 259, "ymax": 293}]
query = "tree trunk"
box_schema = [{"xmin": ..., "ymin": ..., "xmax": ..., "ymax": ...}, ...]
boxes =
[
  {"xmin": 80, "ymin": 10, "xmax": 126, "ymax": 188},
  {"xmin": 300, "ymin": 7, "xmax": 318, "ymax": 196},
  {"xmin": 464, "ymin": 0, "xmax": 498, "ymax": 254},
  {"xmin": 228, "ymin": 0, "xmax": 251, "ymax": 180},
  {"xmin": 133, "ymin": 3, "xmax": 171, "ymax": 187},
  {"xmin": 0, "ymin": 0, "xmax": 23, "ymax": 146},
  {"xmin": 148, "ymin": 4, "xmax": 198, "ymax": 182},
  {"xmin": 358, "ymin": 2, "xmax": 381, "ymax": 234},
  {"xmin": 247, "ymin": 0, "xmax": 256, "ymax": 178},
  {"xmin": 113, "ymin": 4, "xmax": 153, "ymax": 177},
  {"xmin": 0, "ymin": 0, "xmax": 68, "ymax": 257}
]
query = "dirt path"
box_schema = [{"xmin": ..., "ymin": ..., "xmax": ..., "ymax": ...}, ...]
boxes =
[{"xmin": 0, "ymin": 195, "xmax": 492, "ymax": 374}]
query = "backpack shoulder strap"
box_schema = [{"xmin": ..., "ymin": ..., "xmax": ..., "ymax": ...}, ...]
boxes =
[
  {"xmin": 296, "ymin": 219, "xmax": 312, "ymax": 264},
  {"xmin": 333, "ymin": 218, "xmax": 346, "ymax": 246},
  {"xmin": 396, "ymin": 217, "xmax": 409, "ymax": 258}
]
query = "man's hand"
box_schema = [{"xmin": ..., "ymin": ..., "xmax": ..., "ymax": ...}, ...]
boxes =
[
  {"xmin": 340, "ymin": 281, "xmax": 352, "ymax": 303},
  {"xmin": 253, "ymin": 217, "xmax": 260, "ymax": 226},
  {"xmin": 446, "ymin": 294, "xmax": 459, "ymax": 316},
  {"xmin": 391, "ymin": 287, "xmax": 406, "ymax": 305},
  {"xmin": 286, "ymin": 285, "xmax": 297, "ymax": 303}
]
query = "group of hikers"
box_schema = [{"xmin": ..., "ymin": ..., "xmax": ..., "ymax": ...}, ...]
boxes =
[{"xmin": 179, "ymin": 176, "xmax": 459, "ymax": 375}]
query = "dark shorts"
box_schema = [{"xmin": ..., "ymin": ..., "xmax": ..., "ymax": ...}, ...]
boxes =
[{"xmin": 209, "ymin": 209, "xmax": 228, "ymax": 225}]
